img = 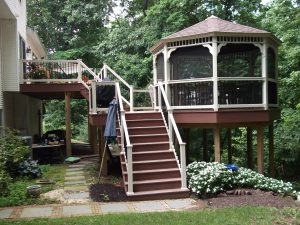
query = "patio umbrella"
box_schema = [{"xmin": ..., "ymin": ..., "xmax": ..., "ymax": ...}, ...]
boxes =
[
  {"xmin": 104, "ymin": 98, "xmax": 118, "ymax": 141},
  {"xmin": 98, "ymin": 98, "xmax": 118, "ymax": 182}
]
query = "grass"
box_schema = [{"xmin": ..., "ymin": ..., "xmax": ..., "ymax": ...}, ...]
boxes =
[
  {"xmin": 1, "ymin": 207, "xmax": 299, "ymax": 225},
  {"xmin": 0, "ymin": 164, "xmax": 66, "ymax": 207}
]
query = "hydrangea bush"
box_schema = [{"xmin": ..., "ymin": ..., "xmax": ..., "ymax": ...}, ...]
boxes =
[{"xmin": 187, "ymin": 161, "xmax": 298, "ymax": 198}]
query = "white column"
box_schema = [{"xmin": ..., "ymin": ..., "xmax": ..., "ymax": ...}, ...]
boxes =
[
  {"xmin": 262, "ymin": 38, "xmax": 268, "ymax": 110},
  {"xmin": 212, "ymin": 37, "xmax": 219, "ymax": 111},
  {"xmin": 153, "ymin": 55, "xmax": 157, "ymax": 84},
  {"xmin": 163, "ymin": 45, "xmax": 170, "ymax": 102}
]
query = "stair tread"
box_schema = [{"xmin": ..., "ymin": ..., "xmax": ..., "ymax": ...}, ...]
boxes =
[
  {"xmin": 125, "ymin": 178, "xmax": 181, "ymax": 185},
  {"xmin": 125, "ymin": 111, "xmax": 159, "ymax": 114},
  {"xmin": 132, "ymin": 141, "xmax": 169, "ymax": 146},
  {"xmin": 121, "ymin": 159, "xmax": 176, "ymax": 164},
  {"xmin": 132, "ymin": 150, "xmax": 172, "ymax": 155},
  {"xmin": 127, "ymin": 188, "xmax": 189, "ymax": 196},
  {"xmin": 127, "ymin": 126, "xmax": 165, "ymax": 129},
  {"xmin": 126, "ymin": 118, "xmax": 162, "ymax": 122},
  {"xmin": 124, "ymin": 168, "xmax": 179, "ymax": 174},
  {"xmin": 129, "ymin": 134, "xmax": 168, "ymax": 137}
]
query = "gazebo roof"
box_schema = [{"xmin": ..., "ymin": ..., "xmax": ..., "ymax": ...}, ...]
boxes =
[{"xmin": 150, "ymin": 16, "xmax": 280, "ymax": 54}]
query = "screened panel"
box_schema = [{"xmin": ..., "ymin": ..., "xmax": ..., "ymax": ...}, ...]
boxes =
[
  {"xmin": 171, "ymin": 46, "xmax": 212, "ymax": 80},
  {"xmin": 218, "ymin": 80, "xmax": 262, "ymax": 104},
  {"xmin": 268, "ymin": 81, "xmax": 277, "ymax": 104},
  {"xmin": 267, "ymin": 48, "xmax": 276, "ymax": 79},
  {"xmin": 170, "ymin": 82, "xmax": 213, "ymax": 106},
  {"xmin": 156, "ymin": 53, "xmax": 164, "ymax": 81},
  {"xmin": 218, "ymin": 44, "xmax": 261, "ymax": 77}
]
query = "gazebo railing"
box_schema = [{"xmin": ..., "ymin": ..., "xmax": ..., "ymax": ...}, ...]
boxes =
[{"xmin": 154, "ymin": 76, "xmax": 276, "ymax": 110}]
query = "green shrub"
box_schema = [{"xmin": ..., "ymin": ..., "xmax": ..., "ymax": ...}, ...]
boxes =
[
  {"xmin": 0, "ymin": 127, "xmax": 30, "ymax": 176},
  {"xmin": 187, "ymin": 161, "xmax": 298, "ymax": 198},
  {"xmin": 0, "ymin": 170, "xmax": 11, "ymax": 196}
]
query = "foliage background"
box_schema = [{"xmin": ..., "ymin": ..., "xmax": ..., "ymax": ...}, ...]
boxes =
[{"xmin": 27, "ymin": 0, "xmax": 300, "ymax": 178}]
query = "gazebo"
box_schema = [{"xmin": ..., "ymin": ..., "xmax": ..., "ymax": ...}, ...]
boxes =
[{"xmin": 150, "ymin": 16, "xmax": 280, "ymax": 175}]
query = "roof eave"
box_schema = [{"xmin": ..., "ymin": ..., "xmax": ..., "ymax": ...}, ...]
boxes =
[{"xmin": 150, "ymin": 32, "xmax": 281, "ymax": 54}]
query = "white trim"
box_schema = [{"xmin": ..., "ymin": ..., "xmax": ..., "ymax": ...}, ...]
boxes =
[
  {"xmin": 24, "ymin": 78, "xmax": 78, "ymax": 83},
  {"xmin": 167, "ymin": 78, "xmax": 213, "ymax": 84},
  {"xmin": 171, "ymin": 105, "xmax": 214, "ymax": 110},
  {"xmin": 219, "ymin": 104, "xmax": 264, "ymax": 108},
  {"xmin": 212, "ymin": 36, "xmax": 218, "ymax": 111},
  {"xmin": 218, "ymin": 77, "xmax": 264, "ymax": 81}
]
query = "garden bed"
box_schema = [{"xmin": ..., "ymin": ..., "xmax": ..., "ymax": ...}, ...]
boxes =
[{"xmin": 206, "ymin": 188, "xmax": 297, "ymax": 209}]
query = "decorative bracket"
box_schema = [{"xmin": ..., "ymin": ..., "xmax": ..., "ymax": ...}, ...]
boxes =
[{"xmin": 167, "ymin": 48, "xmax": 177, "ymax": 59}]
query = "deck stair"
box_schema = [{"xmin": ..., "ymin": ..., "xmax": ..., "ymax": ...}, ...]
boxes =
[{"xmin": 118, "ymin": 111, "xmax": 189, "ymax": 200}]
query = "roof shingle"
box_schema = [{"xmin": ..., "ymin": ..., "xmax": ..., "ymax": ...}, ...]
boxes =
[{"xmin": 163, "ymin": 15, "xmax": 269, "ymax": 40}]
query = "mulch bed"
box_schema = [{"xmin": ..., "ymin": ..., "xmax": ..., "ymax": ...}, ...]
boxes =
[
  {"xmin": 206, "ymin": 188, "xmax": 297, "ymax": 209},
  {"xmin": 89, "ymin": 183, "xmax": 128, "ymax": 202}
]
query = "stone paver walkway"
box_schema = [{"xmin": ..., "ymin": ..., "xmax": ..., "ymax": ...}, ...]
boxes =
[
  {"xmin": 0, "ymin": 198, "xmax": 201, "ymax": 220},
  {"xmin": 63, "ymin": 160, "xmax": 93, "ymax": 203}
]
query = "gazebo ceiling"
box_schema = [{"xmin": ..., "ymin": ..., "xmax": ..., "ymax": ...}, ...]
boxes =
[{"xmin": 150, "ymin": 16, "xmax": 281, "ymax": 54}]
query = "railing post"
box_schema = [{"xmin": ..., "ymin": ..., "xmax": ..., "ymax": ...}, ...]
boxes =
[
  {"xmin": 168, "ymin": 109, "xmax": 173, "ymax": 149},
  {"xmin": 127, "ymin": 144, "xmax": 134, "ymax": 194},
  {"xmin": 88, "ymin": 87, "xmax": 92, "ymax": 113},
  {"xmin": 180, "ymin": 143, "xmax": 187, "ymax": 189},
  {"xmin": 91, "ymin": 81, "xmax": 97, "ymax": 114},
  {"xmin": 103, "ymin": 64, "xmax": 108, "ymax": 79},
  {"xmin": 120, "ymin": 110, "xmax": 125, "ymax": 153},
  {"xmin": 158, "ymin": 83, "xmax": 162, "ymax": 108},
  {"xmin": 130, "ymin": 85, "xmax": 134, "ymax": 112},
  {"xmin": 77, "ymin": 59, "xmax": 82, "ymax": 81}
]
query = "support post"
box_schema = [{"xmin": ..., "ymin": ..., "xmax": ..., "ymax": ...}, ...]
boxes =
[
  {"xmin": 168, "ymin": 110, "xmax": 174, "ymax": 149},
  {"xmin": 247, "ymin": 127, "xmax": 253, "ymax": 169},
  {"xmin": 180, "ymin": 143, "xmax": 187, "ymax": 189},
  {"xmin": 203, "ymin": 129, "xmax": 208, "ymax": 162},
  {"xmin": 214, "ymin": 127, "xmax": 221, "ymax": 162},
  {"xmin": 127, "ymin": 145, "xmax": 133, "ymax": 194},
  {"xmin": 227, "ymin": 128, "xmax": 232, "ymax": 164},
  {"xmin": 91, "ymin": 81, "xmax": 97, "ymax": 114},
  {"xmin": 183, "ymin": 128, "xmax": 190, "ymax": 164},
  {"xmin": 257, "ymin": 126, "xmax": 264, "ymax": 174},
  {"xmin": 98, "ymin": 127, "xmax": 107, "ymax": 176},
  {"xmin": 262, "ymin": 38, "xmax": 268, "ymax": 110},
  {"xmin": 212, "ymin": 37, "xmax": 218, "ymax": 111},
  {"xmin": 90, "ymin": 125, "xmax": 98, "ymax": 154},
  {"xmin": 65, "ymin": 92, "xmax": 72, "ymax": 157},
  {"xmin": 269, "ymin": 124, "xmax": 275, "ymax": 177},
  {"xmin": 163, "ymin": 45, "xmax": 171, "ymax": 102},
  {"xmin": 129, "ymin": 85, "xmax": 134, "ymax": 112}
]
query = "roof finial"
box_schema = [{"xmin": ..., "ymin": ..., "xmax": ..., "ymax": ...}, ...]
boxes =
[{"xmin": 208, "ymin": 15, "xmax": 218, "ymax": 19}]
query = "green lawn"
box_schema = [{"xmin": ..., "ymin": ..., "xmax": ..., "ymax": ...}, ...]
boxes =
[
  {"xmin": 0, "ymin": 164, "xmax": 66, "ymax": 207},
  {"xmin": 1, "ymin": 207, "xmax": 299, "ymax": 225}
]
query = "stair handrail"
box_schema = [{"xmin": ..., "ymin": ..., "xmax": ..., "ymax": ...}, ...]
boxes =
[
  {"xmin": 157, "ymin": 81, "xmax": 187, "ymax": 189},
  {"xmin": 115, "ymin": 82, "xmax": 134, "ymax": 194},
  {"xmin": 103, "ymin": 64, "xmax": 133, "ymax": 111},
  {"xmin": 78, "ymin": 60, "xmax": 101, "ymax": 82}
]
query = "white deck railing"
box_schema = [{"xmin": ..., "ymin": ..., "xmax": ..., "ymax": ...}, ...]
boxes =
[
  {"xmin": 21, "ymin": 59, "xmax": 100, "ymax": 85},
  {"xmin": 154, "ymin": 77, "xmax": 278, "ymax": 110},
  {"xmin": 157, "ymin": 81, "xmax": 187, "ymax": 189},
  {"xmin": 115, "ymin": 82, "xmax": 133, "ymax": 194}
]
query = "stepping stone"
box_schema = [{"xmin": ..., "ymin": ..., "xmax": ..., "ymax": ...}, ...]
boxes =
[
  {"xmin": 0, "ymin": 209, "xmax": 13, "ymax": 219},
  {"xmin": 133, "ymin": 201, "xmax": 166, "ymax": 212},
  {"xmin": 62, "ymin": 205, "xmax": 92, "ymax": 216},
  {"xmin": 20, "ymin": 207, "xmax": 53, "ymax": 218},
  {"xmin": 68, "ymin": 164, "xmax": 85, "ymax": 168},
  {"xmin": 64, "ymin": 180, "xmax": 86, "ymax": 185},
  {"xmin": 64, "ymin": 186, "xmax": 88, "ymax": 192},
  {"xmin": 64, "ymin": 192, "xmax": 90, "ymax": 200},
  {"xmin": 65, "ymin": 171, "xmax": 84, "ymax": 176},
  {"xmin": 165, "ymin": 199, "xmax": 197, "ymax": 209},
  {"xmin": 66, "ymin": 168, "xmax": 83, "ymax": 172},
  {"xmin": 65, "ymin": 175, "xmax": 85, "ymax": 181},
  {"xmin": 100, "ymin": 202, "xmax": 131, "ymax": 214}
]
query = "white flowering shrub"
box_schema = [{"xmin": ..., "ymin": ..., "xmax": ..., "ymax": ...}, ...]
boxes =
[{"xmin": 187, "ymin": 161, "xmax": 298, "ymax": 197}]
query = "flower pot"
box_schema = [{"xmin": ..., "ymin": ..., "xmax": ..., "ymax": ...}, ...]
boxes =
[{"xmin": 27, "ymin": 185, "xmax": 41, "ymax": 198}]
